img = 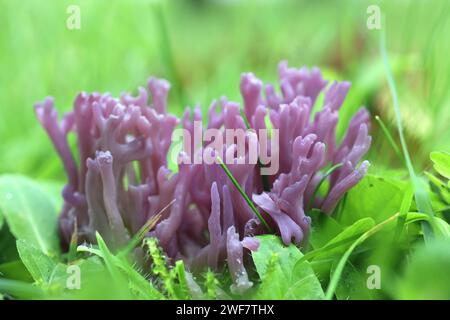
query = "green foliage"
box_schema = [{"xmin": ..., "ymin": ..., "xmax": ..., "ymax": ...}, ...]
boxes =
[
  {"xmin": 0, "ymin": 224, "xmax": 19, "ymax": 264},
  {"xmin": 77, "ymin": 234, "xmax": 164, "ymax": 300},
  {"xmin": 0, "ymin": 260, "xmax": 32, "ymax": 283},
  {"xmin": 1, "ymin": 171, "xmax": 450, "ymax": 300},
  {"xmin": 16, "ymin": 240, "xmax": 56, "ymax": 284},
  {"xmin": 404, "ymin": 213, "xmax": 450, "ymax": 240},
  {"xmin": 0, "ymin": 175, "xmax": 60, "ymax": 256},
  {"xmin": 426, "ymin": 172, "xmax": 450, "ymax": 205},
  {"xmin": 204, "ymin": 270, "xmax": 220, "ymax": 300},
  {"xmin": 430, "ymin": 151, "xmax": 450, "ymax": 181},
  {"xmin": 381, "ymin": 30, "xmax": 435, "ymax": 242},
  {"xmin": 145, "ymin": 237, "xmax": 177, "ymax": 298},
  {"xmin": 396, "ymin": 240, "xmax": 450, "ymax": 299},
  {"xmin": 339, "ymin": 174, "xmax": 407, "ymax": 225},
  {"xmin": 305, "ymin": 218, "xmax": 375, "ymax": 263},
  {"xmin": 300, "ymin": 217, "xmax": 377, "ymax": 287},
  {"xmin": 308, "ymin": 209, "xmax": 343, "ymax": 249},
  {"xmin": 0, "ymin": 278, "xmax": 45, "ymax": 299},
  {"xmin": 332, "ymin": 261, "xmax": 374, "ymax": 300},
  {"xmin": 252, "ymin": 235, "xmax": 325, "ymax": 300},
  {"xmin": 174, "ymin": 260, "xmax": 190, "ymax": 300},
  {"xmin": 325, "ymin": 213, "xmax": 400, "ymax": 300},
  {"xmin": 374, "ymin": 115, "xmax": 404, "ymax": 163}
]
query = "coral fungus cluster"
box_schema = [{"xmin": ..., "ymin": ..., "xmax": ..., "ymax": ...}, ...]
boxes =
[{"xmin": 35, "ymin": 61, "xmax": 371, "ymax": 293}]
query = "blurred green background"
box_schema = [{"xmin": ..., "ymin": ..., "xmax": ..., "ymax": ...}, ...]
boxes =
[{"xmin": 0, "ymin": 0, "xmax": 449, "ymax": 181}]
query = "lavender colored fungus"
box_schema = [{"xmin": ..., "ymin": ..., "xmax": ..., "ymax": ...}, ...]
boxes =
[{"xmin": 35, "ymin": 61, "xmax": 371, "ymax": 293}]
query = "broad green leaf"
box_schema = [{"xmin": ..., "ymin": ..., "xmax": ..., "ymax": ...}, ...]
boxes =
[
  {"xmin": 340, "ymin": 174, "xmax": 406, "ymax": 226},
  {"xmin": 47, "ymin": 257, "xmax": 103, "ymax": 290},
  {"xmin": 396, "ymin": 240, "xmax": 450, "ymax": 299},
  {"xmin": 252, "ymin": 235, "xmax": 324, "ymax": 300},
  {"xmin": 432, "ymin": 217, "xmax": 450, "ymax": 239},
  {"xmin": 308, "ymin": 209, "xmax": 343, "ymax": 249},
  {"xmin": 319, "ymin": 218, "xmax": 375, "ymax": 258},
  {"xmin": 16, "ymin": 239, "xmax": 56, "ymax": 284},
  {"xmin": 47, "ymin": 257, "xmax": 138, "ymax": 299},
  {"xmin": 78, "ymin": 235, "xmax": 164, "ymax": 299},
  {"xmin": 0, "ymin": 175, "xmax": 60, "ymax": 256},
  {"xmin": 0, "ymin": 278, "xmax": 44, "ymax": 299},
  {"xmin": 426, "ymin": 171, "xmax": 450, "ymax": 204},
  {"xmin": 0, "ymin": 260, "xmax": 33, "ymax": 282},
  {"xmin": 37, "ymin": 180, "xmax": 64, "ymax": 214},
  {"xmin": 430, "ymin": 151, "xmax": 450, "ymax": 180},
  {"xmin": 253, "ymin": 235, "xmax": 301, "ymax": 279},
  {"xmin": 326, "ymin": 213, "xmax": 400, "ymax": 299},
  {"xmin": 303, "ymin": 218, "xmax": 375, "ymax": 262},
  {"xmin": 404, "ymin": 212, "xmax": 450, "ymax": 240},
  {"xmin": 47, "ymin": 262, "xmax": 71, "ymax": 286},
  {"xmin": 333, "ymin": 261, "xmax": 374, "ymax": 300}
]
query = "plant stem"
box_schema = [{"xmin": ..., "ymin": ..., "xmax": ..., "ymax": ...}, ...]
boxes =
[
  {"xmin": 307, "ymin": 163, "xmax": 343, "ymax": 212},
  {"xmin": 380, "ymin": 26, "xmax": 434, "ymax": 243},
  {"xmin": 325, "ymin": 212, "xmax": 400, "ymax": 300},
  {"xmin": 217, "ymin": 156, "xmax": 273, "ymax": 233},
  {"xmin": 374, "ymin": 115, "xmax": 404, "ymax": 163}
]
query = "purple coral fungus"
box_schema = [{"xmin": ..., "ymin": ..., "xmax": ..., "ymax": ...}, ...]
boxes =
[{"xmin": 35, "ymin": 61, "xmax": 371, "ymax": 293}]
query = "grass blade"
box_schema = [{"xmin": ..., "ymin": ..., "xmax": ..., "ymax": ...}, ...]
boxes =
[
  {"xmin": 307, "ymin": 163, "xmax": 343, "ymax": 212},
  {"xmin": 325, "ymin": 212, "xmax": 399, "ymax": 300},
  {"xmin": 0, "ymin": 278, "xmax": 44, "ymax": 299},
  {"xmin": 374, "ymin": 115, "xmax": 404, "ymax": 163},
  {"xmin": 380, "ymin": 27, "xmax": 434, "ymax": 242},
  {"xmin": 217, "ymin": 156, "xmax": 273, "ymax": 233},
  {"xmin": 120, "ymin": 198, "xmax": 176, "ymax": 256}
]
